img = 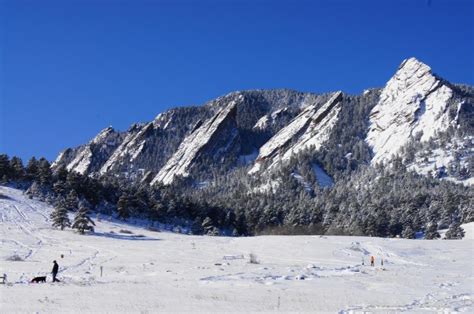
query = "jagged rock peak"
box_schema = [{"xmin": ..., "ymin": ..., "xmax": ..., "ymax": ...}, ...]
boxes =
[
  {"xmin": 91, "ymin": 126, "xmax": 117, "ymax": 144},
  {"xmin": 398, "ymin": 57, "xmax": 431, "ymax": 75},
  {"xmin": 367, "ymin": 57, "xmax": 453, "ymax": 164}
]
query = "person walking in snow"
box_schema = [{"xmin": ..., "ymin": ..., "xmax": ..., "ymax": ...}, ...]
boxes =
[
  {"xmin": 52, "ymin": 260, "xmax": 60, "ymax": 282},
  {"xmin": 370, "ymin": 255, "xmax": 375, "ymax": 267}
]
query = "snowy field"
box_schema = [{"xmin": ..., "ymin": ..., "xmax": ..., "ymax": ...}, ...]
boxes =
[{"xmin": 1, "ymin": 186, "xmax": 473, "ymax": 313}]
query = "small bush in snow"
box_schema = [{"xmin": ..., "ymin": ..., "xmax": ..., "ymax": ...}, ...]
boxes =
[
  {"xmin": 147, "ymin": 226, "xmax": 160, "ymax": 232},
  {"xmin": 249, "ymin": 253, "xmax": 259, "ymax": 264},
  {"xmin": 6, "ymin": 254, "xmax": 24, "ymax": 261},
  {"xmin": 119, "ymin": 229, "xmax": 133, "ymax": 234}
]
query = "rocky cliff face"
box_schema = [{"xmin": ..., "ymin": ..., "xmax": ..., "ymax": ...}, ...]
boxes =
[
  {"xmin": 151, "ymin": 95, "xmax": 241, "ymax": 185},
  {"xmin": 52, "ymin": 126, "xmax": 124, "ymax": 175},
  {"xmin": 249, "ymin": 91, "xmax": 343, "ymax": 173},
  {"xmin": 366, "ymin": 57, "xmax": 454, "ymax": 164}
]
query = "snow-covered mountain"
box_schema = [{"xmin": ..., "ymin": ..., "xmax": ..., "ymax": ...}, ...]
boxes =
[
  {"xmin": 52, "ymin": 57, "xmax": 474, "ymax": 187},
  {"xmin": 367, "ymin": 57, "xmax": 454, "ymax": 164},
  {"xmin": 366, "ymin": 57, "xmax": 473, "ymax": 184}
]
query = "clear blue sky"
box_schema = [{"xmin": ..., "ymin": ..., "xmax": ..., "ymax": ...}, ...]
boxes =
[{"xmin": 1, "ymin": 0, "xmax": 473, "ymax": 162}]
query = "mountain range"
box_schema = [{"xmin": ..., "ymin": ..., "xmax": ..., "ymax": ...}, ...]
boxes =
[{"xmin": 52, "ymin": 57, "xmax": 474, "ymax": 189}]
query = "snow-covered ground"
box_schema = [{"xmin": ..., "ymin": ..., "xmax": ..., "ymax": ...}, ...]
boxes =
[{"xmin": 1, "ymin": 186, "xmax": 473, "ymax": 313}]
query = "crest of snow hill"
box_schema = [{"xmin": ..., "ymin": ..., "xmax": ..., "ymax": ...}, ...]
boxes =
[{"xmin": 53, "ymin": 58, "xmax": 474, "ymax": 187}]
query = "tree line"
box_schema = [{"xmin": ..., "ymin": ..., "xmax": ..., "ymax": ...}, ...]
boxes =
[{"xmin": 0, "ymin": 148, "xmax": 470, "ymax": 239}]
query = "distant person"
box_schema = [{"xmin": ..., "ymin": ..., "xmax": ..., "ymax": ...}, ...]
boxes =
[
  {"xmin": 370, "ymin": 255, "xmax": 375, "ymax": 267},
  {"xmin": 52, "ymin": 260, "xmax": 60, "ymax": 282}
]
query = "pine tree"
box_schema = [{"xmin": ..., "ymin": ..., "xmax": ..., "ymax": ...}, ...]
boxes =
[
  {"xmin": 0, "ymin": 154, "xmax": 10, "ymax": 179},
  {"xmin": 10, "ymin": 156, "xmax": 25, "ymax": 181},
  {"xmin": 66, "ymin": 171, "xmax": 83, "ymax": 192},
  {"xmin": 53, "ymin": 181, "xmax": 67, "ymax": 197},
  {"xmin": 38, "ymin": 158, "xmax": 52, "ymax": 185},
  {"xmin": 201, "ymin": 217, "xmax": 214, "ymax": 235},
  {"xmin": 424, "ymin": 222, "xmax": 440, "ymax": 239},
  {"xmin": 401, "ymin": 225, "xmax": 416, "ymax": 239},
  {"xmin": 50, "ymin": 199, "xmax": 71, "ymax": 230},
  {"xmin": 26, "ymin": 157, "xmax": 39, "ymax": 181},
  {"xmin": 150, "ymin": 201, "xmax": 165, "ymax": 221},
  {"xmin": 445, "ymin": 221, "xmax": 465, "ymax": 239},
  {"xmin": 191, "ymin": 217, "xmax": 203, "ymax": 234},
  {"xmin": 117, "ymin": 193, "xmax": 130, "ymax": 220},
  {"xmin": 26, "ymin": 181, "xmax": 42, "ymax": 198},
  {"xmin": 72, "ymin": 202, "xmax": 95, "ymax": 234},
  {"xmin": 65, "ymin": 190, "xmax": 79, "ymax": 211},
  {"xmin": 53, "ymin": 165, "xmax": 68, "ymax": 182}
]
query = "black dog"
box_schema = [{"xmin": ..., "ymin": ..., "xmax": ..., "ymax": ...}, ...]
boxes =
[{"xmin": 31, "ymin": 276, "xmax": 47, "ymax": 283}]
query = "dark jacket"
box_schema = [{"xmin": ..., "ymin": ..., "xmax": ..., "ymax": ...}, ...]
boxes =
[{"xmin": 52, "ymin": 262, "xmax": 59, "ymax": 274}]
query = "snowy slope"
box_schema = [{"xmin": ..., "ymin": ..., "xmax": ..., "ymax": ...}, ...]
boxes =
[
  {"xmin": 313, "ymin": 163, "xmax": 334, "ymax": 188},
  {"xmin": 367, "ymin": 57, "xmax": 454, "ymax": 164},
  {"xmin": 250, "ymin": 91, "xmax": 342, "ymax": 173},
  {"xmin": 407, "ymin": 135, "xmax": 474, "ymax": 186},
  {"xmin": 1, "ymin": 186, "xmax": 472, "ymax": 313}
]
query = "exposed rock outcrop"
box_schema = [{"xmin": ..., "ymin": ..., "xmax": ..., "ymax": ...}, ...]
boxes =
[
  {"xmin": 151, "ymin": 95, "xmax": 242, "ymax": 185},
  {"xmin": 53, "ymin": 126, "xmax": 123, "ymax": 175},
  {"xmin": 367, "ymin": 57, "xmax": 453, "ymax": 164},
  {"xmin": 249, "ymin": 91, "xmax": 343, "ymax": 173}
]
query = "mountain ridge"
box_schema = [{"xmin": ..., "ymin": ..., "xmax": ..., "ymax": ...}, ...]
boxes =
[{"xmin": 53, "ymin": 57, "xmax": 474, "ymax": 187}]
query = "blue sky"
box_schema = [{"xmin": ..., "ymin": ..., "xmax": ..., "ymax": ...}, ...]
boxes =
[{"xmin": 1, "ymin": 0, "xmax": 473, "ymax": 162}]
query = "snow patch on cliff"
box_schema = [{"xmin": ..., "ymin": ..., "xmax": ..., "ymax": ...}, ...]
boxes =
[{"xmin": 313, "ymin": 163, "xmax": 334, "ymax": 188}]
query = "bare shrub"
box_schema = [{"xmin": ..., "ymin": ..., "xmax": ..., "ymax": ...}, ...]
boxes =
[
  {"xmin": 6, "ymin": 254, "xmax": 24, "ymax": 261},
  {"xmin": 147, "ymin": 225, "xmax": 160, "ymax": 232},
  {"xmin": 249, "ymin": 253, "xmax": 259, "ymax": 264}
]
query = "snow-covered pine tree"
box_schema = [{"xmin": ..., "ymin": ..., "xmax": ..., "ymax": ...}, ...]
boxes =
[
  {"xmin": 50, "ymin": 198, "xmax": 71, "ymax": 230},
  {"xmin": 25, "ymin": 157, "xmax": 39, "ymax": 181},
  {"xmin": 65, "ymin": 190, "xmax": 79, "ymax": 211},
  {"xmin": 26, "ymin": 181, "xmax": 43, "ymax": 199},
  {"xmin": 401, "ymin": 225, "xmax": 416, "ymax": 239},
  {"xmin": 37, "ymin": 158, "xmax": 52, "ymax": 186},
  {"xmin": 117, "ymin": 193, "xmax": 130, "ymax": 221},
  {"xmin": 53, "ymin": 181, "xmax": 67, "ymax": 197},
  {"xmin": 191, "ymin": 217, "xmax": 203, "ymax": 234},
  {"xmin": 201, "ymin": 217, "xmax": 214, "ymax": 235},
  {"xmin": 72, "ymin": 201, "xmax": 95, "ymax": 234},
  {"xmin": 424, "ymin": 222, "xmax": 440, "ymax": 239},
  {"xmin": 445, "ymin": 220, "xmax": 465, "ymax": 239},
  {"xmin": 10, "ymin": 156, "xmax": 25, "ymax": 181},
  {"xmin": 0, "ymin": 154, "xmax": 10, "ymax": 179}
]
